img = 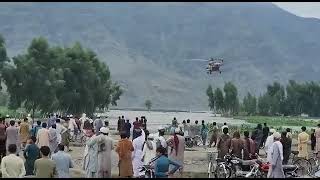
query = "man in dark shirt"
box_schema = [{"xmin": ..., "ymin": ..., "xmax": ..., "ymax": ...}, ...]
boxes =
[
  {"xmin": 0, "ymin": 117, "xmax": 6, "ymax": 162},
  {"xmin": 132, "ymin": 117, "xmax": 141, "ymax": 140},
  {"xmin": 124, "ymin": 120, "xmax": 131, "ymax": 138},
  {"xmin": 262, "ymin": 123, "xmax": 269, "ymax": 147}
]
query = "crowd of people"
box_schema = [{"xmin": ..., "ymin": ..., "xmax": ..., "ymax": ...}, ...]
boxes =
[{"xmin": 1, "ymin": 112, "xmax": 320, "ymax": 178}]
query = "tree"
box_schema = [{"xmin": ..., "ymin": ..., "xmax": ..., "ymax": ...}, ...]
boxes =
[
  {"xmin": 2, "ymin": 37, "xmax": 122, "ymax": 117},
  {"xmin": 0, "ymin": 34, "xmax": 9, "ymax": 90},
  {"xmin": 243, "ymin": 92, "xmax": 257, "ymax": 115},
  {"xmin": 206, "ymin": 85, "xmax": 215, "ymax": 111},
  {"xmin": 214, "ymin": 88, "xmax": 224, "ymax": 113},
  {"xmin": 145, "ymin": 99, "xmax": 152, "ymax": 111},
  {"xmin": 258, "ymin": 94, "xmax": 271, "ymax": 116},
  {"xmin": 223, "ymin": 82, "xmax": 239, "ymax": 115}
]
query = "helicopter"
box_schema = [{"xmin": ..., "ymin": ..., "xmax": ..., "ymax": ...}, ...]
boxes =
[{"xmin": 185, "ymin": 57, "xmax": 224, "ymax": 74}]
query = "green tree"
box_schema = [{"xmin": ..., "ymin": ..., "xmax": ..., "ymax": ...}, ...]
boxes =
[
  {"xmin": 0, "ymin": 34, "xmax": 9, "ymax": 90},
  {"xmin": 2, "ymin": 37, "xmax": 122, "ymax": 117},
  {"xmin": 258, "ymin": 94, "xmax": 271, "ymax": 115},
  {"xmin": 214, "ymin": 88, "xmax": 224, "ymax": 113},
  {"xmin": 243, "ymin": 92, "xmax": 257, "ymax": 115},
  {"xmin": 206, "ymin": 85, "xmax": 215, "ymax": 111},
  {"xmin": 145, "ymin": 99, "xmax": 152, "ymax": 111},
  {"xmin": 223, "ymin": 82, "xmax": 239, "ymax": 115}
]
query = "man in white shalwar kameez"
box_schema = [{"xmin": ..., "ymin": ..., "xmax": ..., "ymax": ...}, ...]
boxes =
[
  {"xmin": 265, "ymin": 128, "xmax": 276, "ymax": 160},
  {"xmin": 132, "ymin": 129, "xmax": 145, "ymax": 177},
  {"xmin": 142, "ymin": 134, "xmax": 156, "ymax": 165}
]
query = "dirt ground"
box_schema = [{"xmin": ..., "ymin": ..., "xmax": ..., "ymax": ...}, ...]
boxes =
[{"xmin": 67, "ymin": 133, "xmax": 312, "ymax": 178}]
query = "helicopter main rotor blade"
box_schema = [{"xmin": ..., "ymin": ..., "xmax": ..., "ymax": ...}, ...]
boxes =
[{"xmin": 184, "ymin": 59, "xmax": 209, "ymax": 62}]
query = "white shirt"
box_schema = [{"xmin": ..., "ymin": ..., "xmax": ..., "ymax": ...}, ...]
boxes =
[
  {"xmin": 1, "ymin": 154, "xmax": 26, "ymax": 178},
  {"xmin": 155, "ymin": 135, "xmax": 167, "ymax": 148},
  {"xmin": 265, "ymin": 135, "xmax": 274, "ymax": 162},
  {"xmin": 221, "ymin": 125, "xmax": 228, "ymax": 131},
  {"xmin": 68, "ymin": 118, "xmax": 77, "ymax": 131}
]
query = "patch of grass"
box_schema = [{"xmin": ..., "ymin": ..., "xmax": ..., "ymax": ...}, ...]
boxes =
[{"xmin": 234, "ymin": 116, "xmax": 319, "ymax": 127}]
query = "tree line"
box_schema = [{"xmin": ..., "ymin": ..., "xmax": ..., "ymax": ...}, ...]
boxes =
[
  {"xmin": 207, "ymin": 80, "xmax": 320, "ymax": 117},
  {"xmin": 0, "ymin": 34, "xmax": 122, "ymax": 117}
]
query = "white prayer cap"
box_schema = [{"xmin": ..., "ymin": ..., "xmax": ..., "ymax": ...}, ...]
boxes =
[
  {"xmin": 270, "ymin": 129, "xmax": 276, "ymax": 134},
  {"xmin": 5, "ymin": 115, "xmax": 9, "ymax": 118},
  {"xmin": 66, "ymin": 115, "xmax": 70, "ymax": 118},
  {"xmin": 27, "ymin": 114, "xmax": 31, "ymax": 117},
  {"xmin": 174, "ymin": 128, "xmax": 181, "ymax": 133},
  {"xmin": 273, "ymin": 132, "xmax": 281, "ymax": 139},
  {"xmin": 70, "ymin": 114, "xmax": 73, "ymax": 118},
  {"xmin": 100, "ymin": 127, "xmax": 109, "ymax": 134},
  {"xmin": 97, "ymin": 114, "xmax": 101, "ymax": 118}
]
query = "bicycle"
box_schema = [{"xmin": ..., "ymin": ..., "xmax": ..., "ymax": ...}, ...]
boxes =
[
  {"xmin": 207, "ymin": 151, "xmax": 218, "ymax": 178},
  {"xmin": 290, "ymin": 151, "xmax": 312, "ymax": 176},
  {"xmin": 306, "ymin": 152, "xmax": 320, "ymax": 176}
]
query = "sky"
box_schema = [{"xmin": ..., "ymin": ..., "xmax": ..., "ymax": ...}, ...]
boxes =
[{"xmin": 273, "ymin": 2, "xmax": 320, "ymax": 19}]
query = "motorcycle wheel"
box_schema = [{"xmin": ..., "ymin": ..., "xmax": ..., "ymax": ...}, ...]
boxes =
[{"xmin": 215, "ymin": 164, "xmax": 232, "ymax": 178}]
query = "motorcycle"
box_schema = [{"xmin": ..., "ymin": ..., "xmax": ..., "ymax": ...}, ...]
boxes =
[
  {"xmin": 215, "ymin": 154, "xmax": 257, "ymax": 178},
  {"xmin": 138, "ymin": 164, "xmax": 155, "ymax": 178},
  {"xmin": 245, "ymin": 154, "xmax": 299, "ymax": 178}
]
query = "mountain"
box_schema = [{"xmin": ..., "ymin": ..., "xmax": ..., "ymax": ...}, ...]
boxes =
[{"xmin": 1, "ymin": 2, "xmax": 320, "ymax": 110}]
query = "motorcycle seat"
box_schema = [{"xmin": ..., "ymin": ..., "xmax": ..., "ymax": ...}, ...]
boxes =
[
  {"xmin": 233, "ymin": 157, "xmax": 256, "ymax": 166},
  {"xmin": 282, "ymin": 165, "xmax": 297, "ymax": 171}
]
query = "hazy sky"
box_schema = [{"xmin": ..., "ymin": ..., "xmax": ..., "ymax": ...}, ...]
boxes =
[{"xmin": 273, "ymin": 2, "xmax": 320, "ymax": 19}]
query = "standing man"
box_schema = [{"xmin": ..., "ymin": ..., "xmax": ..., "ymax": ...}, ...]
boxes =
[
  {"xmin": 264, "ymin": 129, "xmax": 276, "ymax": 160},
  {"xmin": 155, "ymin": 127, "xmax": 167, "ymax": 150},
  {"xmin": 268, "ymin": 132, "xmax": 285, "ymax": 178},
  {"xmin": 68, "ymin": 115, "xmax": 77, "ymax": 142},
  {"xmin": 116, "ymin": 132, "xmax": 134, "ymax": 178},
  {"xmin": 251, "ymin": 124, "xmax": 263, "ymax": 154},
  {"xmin": 200, "ymin": 120, "xmax": 208, "ymax": 146},
  {"xmin": 280, "ymin": 131, "xmax": 292, "ymax": 165},
  {"xmin": 132, "ymin": 129, "xmax": 145, "ymax": 177},
  {"xmin": 217, "ymin": 127, "xmax": 231, "ymax": 159},
  {"xmin": 221, "ymin": 122, "xmax": 228, "ymax": 132},
  {"xmin": 55, "ymin": 118, "xmax": 67, "ymax": 145},
  {"xmin": 124, "ymin": 120, "xmax": 132, "ymax": 139},
  {"xmin": 93, "ymin": 115, "xmax": 104, "ymax": 136},
  {"xmin": 117, "ymin": 116, "xmax": 122, "ymax": 133},
  {"xmin": 0, "ymin": 117, "xmax": 6, "ymax": 162},
  {"xmin": 19, "ymin": 118, "xmax": 30, "ymax": 150},
  {"xmin": 121, "ymin": 116, "xmax": 126, "ymax": 131},
  {"xmin": 298, "ymin": 126, "xmax": 309, "ymax": 159},
  {"xmin": 48, "ymin": 124, "xmax": 58, "ymax": 154},
  {"xmin": 97, "ymin": 127, "xmax": 113, "ymax": 178},
  {"xmin": 209, "ymin": 122, "xmax": 219, "ymax": 148},
  {"xmin": 47, "ymin": 114, "xmax": 56, "ymax": 130},
  {"xmin": 36, "ymin": 123, "xmax": 49, "ymax": 148},
  {"xmin": 166, "ymin": 128, "xmax": 185, "ymax": 175},
  {"xmin": 34, "ymin": 146, "xmax": 57, "ymax": 178},
  {"xmin": 262, "ymin": 123, "xmax": 269, "ymax": 147},
  {"xmin": 1, "ymin": 144, "xmax": 26, "ymax": 178},
  {"xmin": 51, "ymin": 144, "xmax": 74, "ymax": 178},
  {"xmin": 6, "ymin": 120, "xmax": 20, "ymax": 156},
  {"xmin": 23, "ymin": 136, "xmax": 40, "ymax": 176},
  {"xmin": 31, "ymin": 121, "xmax": 42, "ymax": 137},
  {"xmin": 132, "ymin": 117, "xmax": 141, "ymax": 140},
  {"xmin": 83, "ymin": 129, "xmax": 99, "ymax": 178},
  {"xmin": 315, "ymin": 124, "xmax": 320, "ymax": 159}
]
